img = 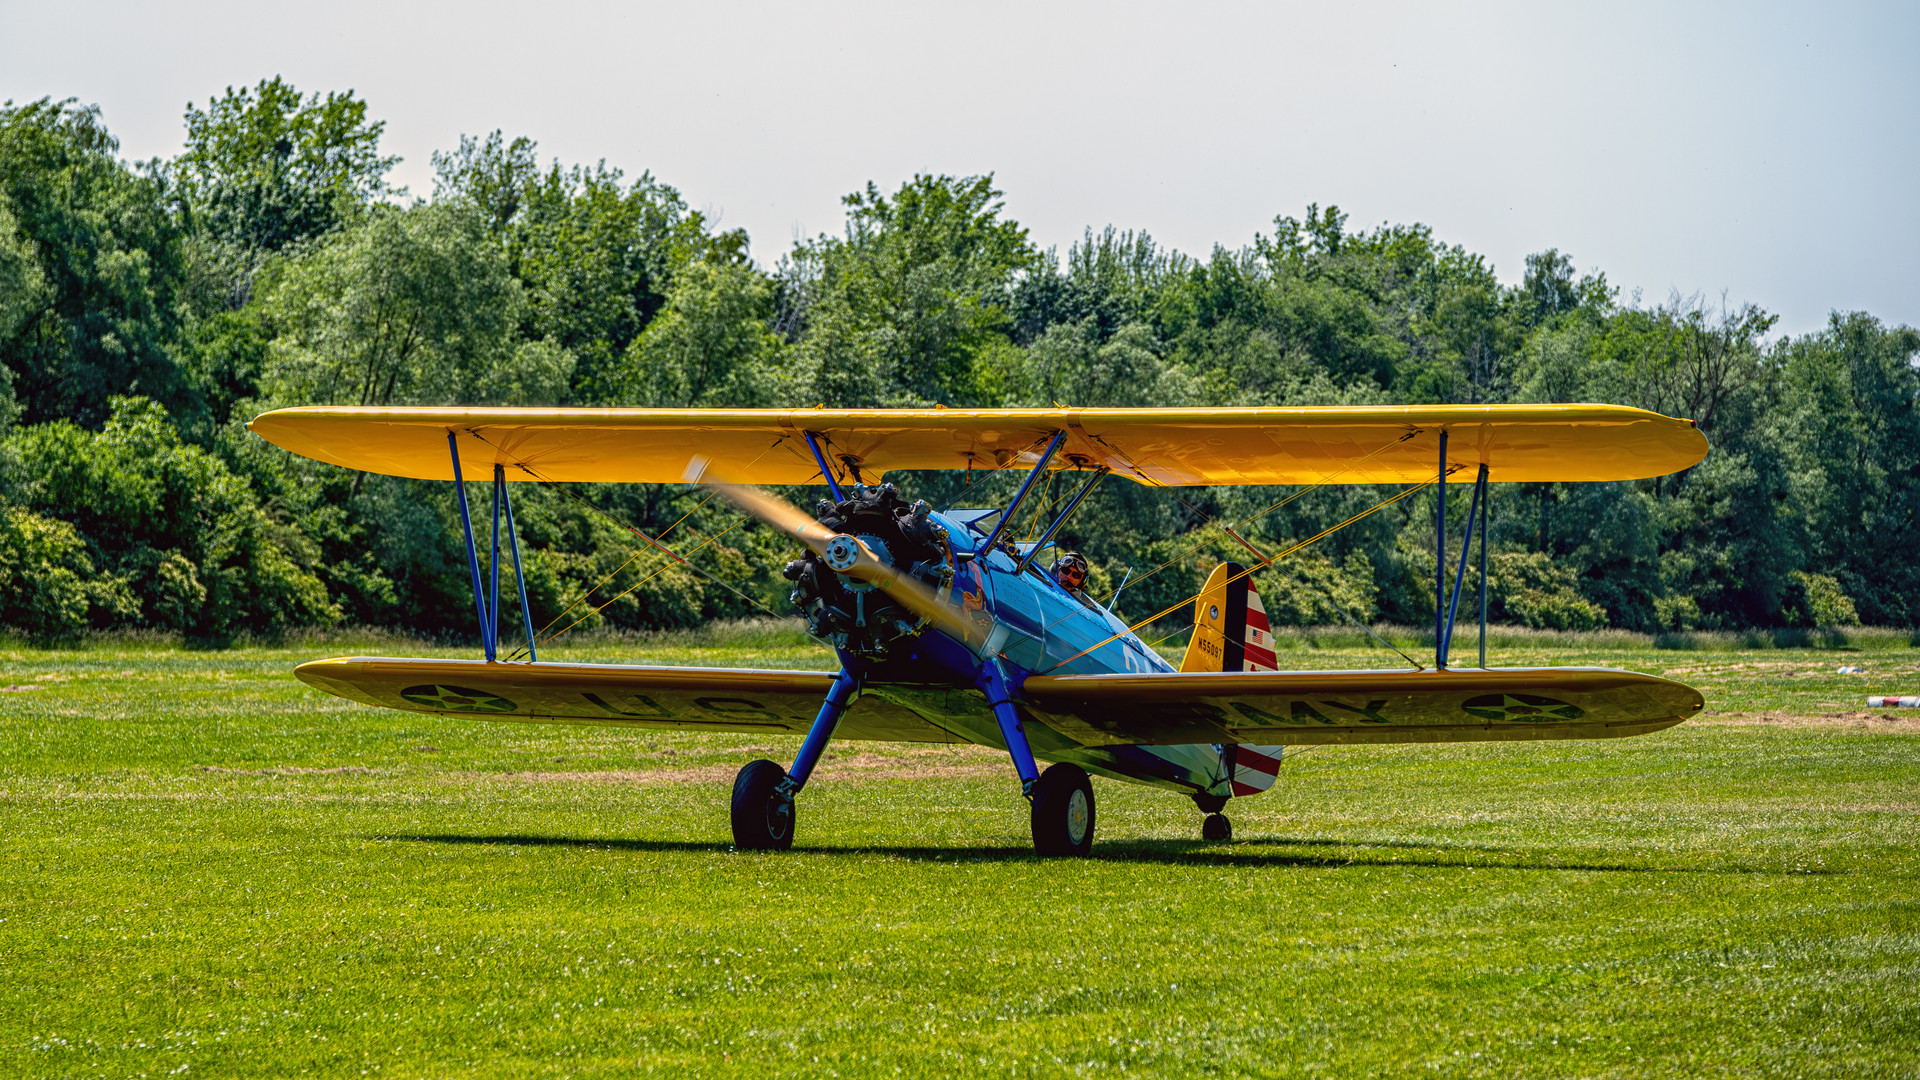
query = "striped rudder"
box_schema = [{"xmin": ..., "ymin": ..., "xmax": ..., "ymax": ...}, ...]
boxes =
[{"xmin": 1182, "ymin": 561, "xmax": 1286, "ymax": 796}]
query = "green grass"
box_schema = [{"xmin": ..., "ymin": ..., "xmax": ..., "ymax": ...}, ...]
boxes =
[{"xmin": 2, "ymin": 625, "xmax": 1917, "ymax": 1077}]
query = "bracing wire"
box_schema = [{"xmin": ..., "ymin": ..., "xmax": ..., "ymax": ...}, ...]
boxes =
[
  {"xmin": 451, "ymin": 429, "xmax": 812, "ymax": 658},
  {"xmin": 1092, "ymin": 430, "xmax": 1419, "ymax": 606},
  {"xmin": 1039, "ymin": 474, "xmax": 1441, "ymax": 674}
]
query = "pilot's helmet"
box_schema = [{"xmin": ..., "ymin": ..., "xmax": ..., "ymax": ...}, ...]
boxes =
[{"xmin": 1053, "ymin": 551, "xmax": 1090, "ymax": 590}]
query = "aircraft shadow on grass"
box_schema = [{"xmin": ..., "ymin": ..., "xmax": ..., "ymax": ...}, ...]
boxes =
[{"xmin": 379, "ymin": 833, "xmax": 1822, "ymax": 875}]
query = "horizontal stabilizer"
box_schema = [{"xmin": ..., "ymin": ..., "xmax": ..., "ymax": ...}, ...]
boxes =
[{"xmin": 294, "ymin": 657, "xmax": 961, "ymax": 743}]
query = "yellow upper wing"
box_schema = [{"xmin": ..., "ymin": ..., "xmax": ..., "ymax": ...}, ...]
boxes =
[{"xmin": 247, "ymin": 404, "xmax": 1706, "ymax": 486}]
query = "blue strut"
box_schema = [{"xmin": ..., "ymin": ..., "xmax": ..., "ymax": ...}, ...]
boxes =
[
  {"xmin": 802, "ymin": 432, "xmax": 846, "ymax": 502},
  {"xmin": 1441, "ymin": 463, "xmax": 1487, "ymax": 664},
  {"xmin": 978, "ymin": 658, "xmax": 1040, "ymax": 799},
  {"xmin": 780, "ymin": 667, "xmax": 861, "ymax": 796},
  {"xmin": 448, "ymin": 431, "xmax": 494, "ymax": 662}
]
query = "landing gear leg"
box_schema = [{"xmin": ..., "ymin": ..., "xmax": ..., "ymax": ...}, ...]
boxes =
[
  {"xmin": 977, "ymin": 659, "xmax": 1093, "ymax": 856},
  {"xmin": 978, "ymin": 658, "xmax": 1041, "ymax": 799},
  {"xmin": 731, "ymin": 666, "xmax": 858, "ymax": 850}
]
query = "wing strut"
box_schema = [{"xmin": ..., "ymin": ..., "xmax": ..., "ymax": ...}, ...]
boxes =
[
  {"xmin": 1435, "ymin": 452, "xmax": 1490, "ymax": 670},
  {"xmin": 1016, "ymin": 466, "xmax": 1108, "ymax": 574},
  {"xmin": 500, "ymin": 464, "xmax": 539, "ymax": 663},
  {"xmin": 802, "ymin": 431, "xmax": 846, "ymax": 502},
  {"xmin": 979, "ymin": 431, "xmax": 1066, "ymax": 555},
  {"xmin": 446, "ymin": 431, "xmax": 539, "ymax": 663},
  {"xmin": 449, "ymin": 431, "xmax": 495, "ymax": 662},
  {"xmin": 1479, "ymin": 472, "xmax": 1490, "ymax": 668},
  {"xmin": 1435, "ymin": 431, "xmax": 1446, "ymax": 670}
]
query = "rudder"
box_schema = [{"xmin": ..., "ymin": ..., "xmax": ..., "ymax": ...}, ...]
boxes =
[{"xmin": 1180, "ymin": 562, "xmax": 1285, "ymax": 795}]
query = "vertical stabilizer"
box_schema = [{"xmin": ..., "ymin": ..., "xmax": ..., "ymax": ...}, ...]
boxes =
[
  {"xmin": 1181, "ymin": 562, "xmax": 1279, "ymax": 673},
  {"xmin": 1180, "ymin": 562, "xmax": 1286, "ymax": 795}
]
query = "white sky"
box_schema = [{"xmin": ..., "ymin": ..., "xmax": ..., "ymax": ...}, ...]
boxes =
[{"xmin": 4, "ymin": 0, "xmax": 1916, "ymax": 337}]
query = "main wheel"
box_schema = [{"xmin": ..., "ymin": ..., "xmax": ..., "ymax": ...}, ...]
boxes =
[
  {"xmin": 1030, "ymin": 762, "xmax": 1096, "ymax": 856},
  {"xmin": 1202, "ymin": 812, "xmax": 1232, "ymax": 841},
  {"xmin": 731, "ymin": 759, "xmax": 795, "ymax": 850}
]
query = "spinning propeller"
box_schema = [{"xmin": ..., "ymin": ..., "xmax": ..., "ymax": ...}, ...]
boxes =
[{"xmin": 686, "ymin": 459, "xmax": 983, "ymax": 648}]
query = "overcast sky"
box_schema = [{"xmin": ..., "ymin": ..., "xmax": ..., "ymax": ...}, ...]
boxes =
[{"xmin": 4, "ymin": 0, "xmax": 1915, "ymax": 336}]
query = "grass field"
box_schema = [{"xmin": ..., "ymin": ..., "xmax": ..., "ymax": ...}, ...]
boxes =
[{"xmin": 2, "ymin": 623, "xmax": 1917, "ymax": 1078}]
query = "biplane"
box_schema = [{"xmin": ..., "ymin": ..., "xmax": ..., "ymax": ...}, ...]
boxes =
[{"xmin": 248, "ymin": 404, "xmax": 1709, "ymax": 856}]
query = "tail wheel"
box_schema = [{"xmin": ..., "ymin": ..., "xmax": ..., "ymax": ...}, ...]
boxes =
[
  {"xmin": 1202, "ymin": 813, "xmax": 1232, "ymax": 842},
  {"xmin": 1030, "ymin": 762, "xmax": 1096, "ymax": 857},
  {"xmin": 731, "ymin": 759, "xmax": 795, "ymax": 850}
]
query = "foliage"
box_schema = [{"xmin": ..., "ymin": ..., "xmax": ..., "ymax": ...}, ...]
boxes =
[
  {"xmin": 785, "ymin": 174, "xmax": 1037, "ymax": 406},
  {"xmin": 174, "ymin": 77, "xmax": 398, "ymax": 255},
  {"xmin": 1256, "ymin": 550, "xmax": 1380, "ymax": 627},
  {"xmin": 0, "ymin": 98, "xmax": 191, "ymax": 427},
  {"xmin": 1, "ymin": 82, "xmax": 1917, "ymax": 640},
  {"xmin": 258, "ymin": 201, "xmax": 559, "ymax": 407},
  {"xmin": 0, "ymin": 506, "xmax": 133, "ymax": 639},
  {"xmin": 617, "ymin": 258, "xmax": 790, "ymax": 407},
  {"xmin": 2, "ymin": 397, "xmax": 337, "ymax": 637},
  {"xmin": 433, "ymin": 134, "xmax": 719, "ymax": 402},
  {"xmin": 1488, "ymin": 551, "xmax": 1610, "ymax": 631},
  {"xmin": 1783, "ymin": 570, "xmax": 1860, "ymax": 628}
]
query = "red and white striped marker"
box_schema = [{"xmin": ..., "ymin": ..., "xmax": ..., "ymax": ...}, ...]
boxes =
[
  {"xmin": 1231, "ymin": 581, "xmax": 1287, "ymax": 795},
  {"xmin": 1867, "ymin": 696, "xmax": 1920, "ymax": 708}
]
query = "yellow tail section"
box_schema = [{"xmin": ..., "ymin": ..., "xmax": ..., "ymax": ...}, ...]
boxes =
[
  {"xmin": 1179, "ymin": 562, "xmax": 1278, "ymax": 673},
  {"xmin": 1180, "ymin": 564, "xmax": 1237, "ymax": 672}
]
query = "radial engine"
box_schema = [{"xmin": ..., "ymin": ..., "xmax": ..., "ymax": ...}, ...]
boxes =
[{"xmin": 781, "ymin": 483, "xmax": 956, "ymax": 660}]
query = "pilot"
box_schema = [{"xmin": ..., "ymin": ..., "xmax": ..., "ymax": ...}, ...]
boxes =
[{"xmin": 1052, "ymin": 551, "xmax": 1090, "ymax": 596}]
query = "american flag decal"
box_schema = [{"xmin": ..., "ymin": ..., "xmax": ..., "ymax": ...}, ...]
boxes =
[{"xmin": 1242, "ymin": 586, "xmax": 1276, "ymax": 672}]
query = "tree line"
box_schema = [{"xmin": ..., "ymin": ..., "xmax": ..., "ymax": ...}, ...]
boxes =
[{"xmin": 1, "ymin": 79, "xmax": 1915, "ymax": 644}]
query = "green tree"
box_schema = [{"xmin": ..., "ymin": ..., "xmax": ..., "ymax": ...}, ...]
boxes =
[
  {"xmin": 0, "ymin": 506, "xmax": 137, "ymax": 639},
  {"xmin": 259, "ymin": 202, "xmax": 565, "ymax": 407},
  {"xmin": 1001, "ymin": 320, "xmax": 1199, "ymax": 407},
  {"xmin": 0, "ymin": 193, "xmax": 47, "ymax": 424},
  {"xmin": 617, "ymin": 259, "xmax": 789, "ymax": 407},
  {"xmin": 786, "ymin": 174, "xmax": 1037, "ymax": 406},
  {"xmin": 431, "ymin": 130, "xmax": 539, "ymax": 233},
  {"xmin": 174, "ymin": 77, "xmax": 398, "ymax": 255},
  {"xmin": 511, "ymin": 160, "xmax": 712, "ymax": 402},
  {"xmin": 0, "ymin": 98, "xmax": 191, "ymax": 427},
  {"xmin": 4, "ymin": 397, "xmax": 336, "ymax": 636},
  {"xmin": 1772, "ymin": 313, "xmax": 1920, "ymax": 625}
]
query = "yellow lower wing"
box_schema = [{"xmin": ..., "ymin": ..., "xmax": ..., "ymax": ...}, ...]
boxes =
[
  {"xmin": 294, "ymin": 657, "xmax": 959, "ymax": 743},
  {"xmin": 296, "ymin": 659, "xmax": 1703, "ymax": 751},
  {"xmin": 1020, "ymin": 667, "xmax": 1704, "ymax": 746}
]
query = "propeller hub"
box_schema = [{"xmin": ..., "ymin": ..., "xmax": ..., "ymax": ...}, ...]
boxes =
[{"xmin": 823, "ymin": 534, "xmax": 862, "ymax": 571}]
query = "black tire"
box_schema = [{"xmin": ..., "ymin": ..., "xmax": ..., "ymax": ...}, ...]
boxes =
[
  {"xmin": 1202, "ymin": 812, "xmax": 1232, "ymax": 842},
  {"xmin": 1030, "ymin": 762, "xmax": 1096, "ymax": 856},
  {"xmin": 731, "ymin": 759, "xmax": 795, "ymax": 850}
]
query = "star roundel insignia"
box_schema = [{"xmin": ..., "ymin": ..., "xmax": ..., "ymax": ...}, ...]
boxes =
[
  {"xmin": 399, "ymin": 684, "xmax": 518, "ymax": 714},
  {"xmin": 1461, "ymin": 693, "xmax": 1585, "ymax": 722}
]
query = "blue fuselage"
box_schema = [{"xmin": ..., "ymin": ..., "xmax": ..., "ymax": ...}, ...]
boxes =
[{"xmin": 848, "ymin": 511, "xmax": 1232, "ymax": 797}]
